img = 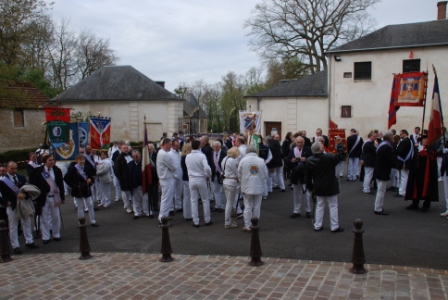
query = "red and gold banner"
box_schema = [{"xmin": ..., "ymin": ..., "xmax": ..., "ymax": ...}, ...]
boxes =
[
  {"xmin": 45, "ymin": 107, "xmax": 71, "ymax": 123},
  {"xmin": 396, "ymin": 72, "xmax": 428, "ymax": 107},
  {"xmin": 89, "ymin": 117, "xmax": 111, "ymax": 150},
  {"xmin": 328, "ymin": 120, "xmax": 346, "ymax": 154}
]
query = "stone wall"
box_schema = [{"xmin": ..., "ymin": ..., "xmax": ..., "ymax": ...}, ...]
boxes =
[{"xmin": 0, "ymin": 109, "xmax": 46, "ymax": 152}]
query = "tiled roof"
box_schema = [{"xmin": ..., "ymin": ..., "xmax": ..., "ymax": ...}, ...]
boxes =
[{"xmin": 0, "ymin": 82, "xmax": 49, "ymax": 109}]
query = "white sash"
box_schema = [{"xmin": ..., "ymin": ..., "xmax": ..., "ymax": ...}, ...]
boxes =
[
  {"xmin": 42, "ymin": 169, "xmax": 61, "ymax": 206},
  {"xmin": 376, "ymin": 141, "xmax": 390, "ymax": 153},
  {"xmin": 75, "ymin": 164, "xmax": 88, "ymax": 180},
  {"xmin": 349, "ymin": 135, "xmax": 361, "ymax": 155},
  {"xmin": 1, "ymin": 176, "xmax": 19, "ymax": 195}
]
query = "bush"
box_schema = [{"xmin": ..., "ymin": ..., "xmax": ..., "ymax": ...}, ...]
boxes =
[{"xmin": 0, "ymin": 148, "xmax": 35, "ymax": 169}]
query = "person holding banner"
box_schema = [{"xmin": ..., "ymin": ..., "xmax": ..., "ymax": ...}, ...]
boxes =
[
  {"xmin": 30, "ymin": 154, "xmax": 65, "ymax": 244},
  {"xmin": 64, "ymin": 155, "xmax": 99, "ymax": 227},
  {"xmin": 0, "ymin": 162, "xmax": 39, "ymax": 254}
]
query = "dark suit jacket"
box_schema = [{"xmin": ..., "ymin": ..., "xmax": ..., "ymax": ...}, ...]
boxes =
[
  {"xmin": 64, "ymin": 164, "xmax": 95, "ymax": 198},
  {"xmin": 347, "ymin": 134, "xmax": 364, "ymax": 158},
  {"xmin": 0, "ymin": 174, "xmax": 27, "ymax": 210},
  {"xmin": 84, "ymin": 154, "xmax": 97, "ymax": 175},
  {"xmin": 395, "ymin": 137, "xmax": 413, "ymax": 170},
  {"xmin": 361, "ymin": 140, "xmax": 376, "ymax": 167},
  {"xmin": 374, "ymin": 142, "xmax": 395, "ymax": 181},
  {"xmin": 287, "ymin": 146, "xmax": 312, "ymax": 184},
  {"xmin": 113, "ymin": 152, "xmax": 132, "ymax": 191},
  {"xmin": 312, "ymin": 135, "xmax": 329, "ymax": 148},
  {"xmin": 201, "ymin": 144, "xmax": 215, "ymax": 174},
  {"xmin": 148, "ymin": 151, "xmax": 158, "ymax": 185},
  {"xmin": 211, "ymin": 148, "xmax": 227, "ymax": 181},
  {"xmin": 30, "ymin": 165, "xmax": 65, "ymax": 207},
  {"xmin": 304, "ymin": 137, "xmax": 312, "ymax": 148}
]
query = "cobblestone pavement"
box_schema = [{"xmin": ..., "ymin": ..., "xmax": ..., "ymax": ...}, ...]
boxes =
[{"xmin": 1, "ymin": 253, "xmax": 447, "ymax": 300}]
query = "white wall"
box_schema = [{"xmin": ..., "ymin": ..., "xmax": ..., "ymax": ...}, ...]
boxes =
[{"xmin": 329, "ymin": 46, "xmax": 448, "ymax": 136}]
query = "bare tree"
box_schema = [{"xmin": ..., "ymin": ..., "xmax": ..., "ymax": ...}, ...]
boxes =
[
  {"xmin": 77, "ymin": 30, "xmax": 119, "ymax": 80},
  {"xmin": 245, "ymin": 0, "xmax": 379, "ymax": 73}
]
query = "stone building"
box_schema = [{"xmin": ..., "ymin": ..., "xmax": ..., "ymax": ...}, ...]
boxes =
[
  {"xmin": 56, "ymin": 65, "xmax": 185, "ymax": 142},
  {"xmin": 0, "ymin": 82, "xmax": 48, "ymax": 152}
]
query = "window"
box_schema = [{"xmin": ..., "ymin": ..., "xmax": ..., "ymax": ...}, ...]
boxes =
[
  {"xmin": 354, "ymin": 62, "xmax": 372, "ymax": 80},
  {"xmin": 403, "ymin": 59, "xmax": 420, "ymax": 73},
  {"xmin": 13, "ymin": 110, "xmax": 24, "ymax": 127},
  {"xmin": 341, "ymin": 106, "xmax": 352, "ymax": 118}
]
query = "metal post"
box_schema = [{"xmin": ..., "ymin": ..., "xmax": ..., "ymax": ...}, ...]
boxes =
[
  {"xmin": 160, "ymin": 216, "xmax": 174, "ymax": 262},
  {"xmin": 79, "ymin": 217, "xmax": 92, "ymax": 260},
  {"xmin": 249, "ymin": 217, "xmax": 263, "ymax": 266},
  {"xmin": 349, "ymin": 219, "xmax": 367, "ymax": 274}
]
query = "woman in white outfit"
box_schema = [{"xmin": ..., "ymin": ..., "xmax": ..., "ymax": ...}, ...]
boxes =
[
  {"xmin": 97, "ymin": 151, "xmax": 114, "ymax": 208},
  {"xmin": 221, "ymin": 146, "xmax": 240, "ymax": 228}
]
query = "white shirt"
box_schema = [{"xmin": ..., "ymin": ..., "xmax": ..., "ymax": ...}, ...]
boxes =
[
  {"xmin": 221, "ymin": 156, "xmax": 238, "ymax": 186},
  {"xmin": 168, "ymin": 148, "xmax": 182, "ymax": 177},
  {"xmin": 237, "ymin": 144, "xmax": 247, "ymax": 164},
  {"xmin": 186, "ymin": 150, "xmax": 211, "ymax": 180},
  {"xmin": 156, "ymin": 149, "xmax": 176, "ymax": 183}
]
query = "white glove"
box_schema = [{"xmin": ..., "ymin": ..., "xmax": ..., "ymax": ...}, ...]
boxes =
[{"xmin": 443, "ymin": 148, "xmax": 448, "ymax": 154}]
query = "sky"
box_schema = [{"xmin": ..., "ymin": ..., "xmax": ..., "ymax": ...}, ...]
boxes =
[{"xmin": 47, "ymin": 0, "xmax": 440, "ymax": 92}]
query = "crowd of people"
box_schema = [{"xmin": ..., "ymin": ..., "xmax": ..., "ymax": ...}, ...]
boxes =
[{"xmin": 1, "ymin": 126, "xmax": 447, "ymax": 254}]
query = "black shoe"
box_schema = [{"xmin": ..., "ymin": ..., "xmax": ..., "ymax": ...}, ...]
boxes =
[
  {"xmin": 53, "ymin": 238, "xmax": 61, "ymax": 242},
  {"xmin": 169, "ymin": 211, "xmax": 175, "ymax": 216},
  {"xmin": 374, "ymin": 210, "xmax": 389, "ymax": 215},
  {"xmin": 393, "ymin": 193, "xmax": 403, "ymax": 197},
  {"xmin": 406, "ymin": 205, "xmax": 419, "ymax": 210},
  {"xmin": 273, "ymin": 186, "xmax": 280, "ymax": 190},
  {"xmin": 94, "ymin": 207, "xmax": 99, "ymax": 211},
  {"xmin": 331, "ymin": 227, "xmax": 344, "ymax": 233},
  {"xmin": 91, "ymin": 223, "xmax": 99, "ymax": 227},
  {"xmin": 33, "ymin": 232, "xmax": 41, "ymax": 239},
  {"xmin": 26, "ymin": 243, "xmax": 39, "ymax": 249},
  {"xmin": 314, "ymin": 227, "xmax": 323, "ymax": 231},
  {"xmin": 211, "ymin": 207, "xmax": 218, "ymax": 212},
  {"xmin": 192, "ymin": 224, "xmax": 200, "ymax": 228},
  {"xmin": 386, "ymin": 186, "xmax": 395, "ymax": 191},
  {"xmin": 185, "ymin": 218, "xmax": 192, "ymax": 221},
  {"xmin": 43, "ymin": 240, "xmax": 50, "ymax": 244},
  {"xmin": 153, "ymin": 207, "xmax": 159, "ymax": 212},
  {"xmin": 205, "ymin": 221, "xmax": 213, "ymax": 226},
  {"xmin": 14, "ymin": 247, "xmax": 22, "ymax": 254},
  {"xmin": 133, "ymin": 215, "xmax": 140, "ymax": 220},
  {"xmin": 306, "ymin": 212, "xmax": 312, "ymax": 218},
  {"xmin": 217, "ymin": 208, "xmax": 225, "ymax": 213},
  {"xmin": 281, "ymin": 189, "xmax": 285, "ymax": 192},
  {"xmin": 290, "ymin": 213, "xmax": 300, "ymax": 219},
  {"xmin": 148, "ymin": 214, "xmax": 154, "ymax": 219},
  {"xmin": 176, "ymin": 209, "xmax": 183, "ymax": 212}
]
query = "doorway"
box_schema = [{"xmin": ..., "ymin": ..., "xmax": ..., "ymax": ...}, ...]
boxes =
[{"xmin": 264, "ymin": 122, "xmax": 282, "ymax": 138}]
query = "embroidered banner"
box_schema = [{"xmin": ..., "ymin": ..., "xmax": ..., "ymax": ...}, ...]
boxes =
[
  {"xmin": 78, "ymin": 122, "xmax": 90, "ymax": 148},
  {"xmin": 47, "ymin": 121, "xmax": 69, "ymax": 149},
  {"xmin": 55, "ymin": 122, "xmax": 79, "ymax": 160},
  {"xmin": 328, "ymin": 128, "xmax": 347, "ymax": 154},
  {"xmin": 89, "ymin": 117, "xmax": 111, "ymax": 150},
  {"xmin": 239, "ymin": 111, "xmax": 262, "ymax": 134},
  {"xmin": 45, "ymin": 107, "xmax": 71, "ymax": 123},
  {"xmin": 396, "ymin": 72, "xmax": 428, "ymax": 106}
]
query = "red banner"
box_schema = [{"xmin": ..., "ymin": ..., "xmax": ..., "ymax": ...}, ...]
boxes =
[
  {"xmin": 396, "ymin": 72, "xmax": 428, "ymax": 107},
  {"xmin": 89, "ymin": 117, "xmax": 111, "ymax": 150},
  {"xmin": 45, "ymin": 107, "xmax": 71, "ymax": 123}
]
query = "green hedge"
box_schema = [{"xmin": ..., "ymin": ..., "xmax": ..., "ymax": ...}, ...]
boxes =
[{"xmin": 0, "ymin": 148, "xmax": 35, "ymax": 168}]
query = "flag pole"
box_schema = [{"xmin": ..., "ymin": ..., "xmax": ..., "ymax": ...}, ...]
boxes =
[{"xmin": 433, "ymin": 65, "xmax": 446, "ymax": 148}]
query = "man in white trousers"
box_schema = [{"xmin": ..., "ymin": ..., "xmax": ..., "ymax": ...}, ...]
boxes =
[
  {"xmin": 157, "ymin": 138, "xmax": 177, "ymax": 225},
  {"xmin": 168, "ymin": 139, "xmax": 183, "ymax": 212}
]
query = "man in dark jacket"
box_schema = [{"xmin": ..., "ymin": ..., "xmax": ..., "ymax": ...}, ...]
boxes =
[
  {"xmin": 113, "ymin": 144, "xmax": 133, "ymax": 213},
  {"xmin": 267, "ymin": 134, "xmax": 285, "ymax": 192},
  {"xmin": 305, "ymin": 139, "xmax": 345, "ymax": 232},
  {"xmin": 346, "ymin": 128, "xmax": 364, "ymax": 181},
  {"xmin": 288, "ymin": 137, "xmax": 313, "ymax": 218},
  {"xmin": 128, "ymin": 150, "xmax": 151, "ymax": 219},
  {"xmin": 394, "ymin": 129, "xmax": 413, "ymax": 197},
  {"xmin": 361, "ymin": 131, "xmax": 377, "ymax": 194},
  {"xmin": 258, "ymin": 136, "xmax": 272, "ymax": 200},
  {"xmin": 373, "ymin": 131, "xmax": 396, "ymax": 215},
  {"xmin": 147, "ymin": 143, "xmax": 159, "ymax": 211}
]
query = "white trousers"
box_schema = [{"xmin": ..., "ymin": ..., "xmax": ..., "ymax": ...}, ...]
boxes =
[
  {"xmin": 269, "ymin": 166, "xmax": 285, "ymax": 190},
  {"xmin": 437, "ymin": 156, "xmax": 443, "ymax": 178},
  {"xmin": 95, "ymin": 177, "xmax": 102, "ymax": 200},
  {"xmin": 75, "ymin": 196, "xmax": 96, "ymax": 224},
  {"xmin": 363, "ymin": 167, "xmax": 374, "ymax": 193},
  {"xmin": 443, "ymin": 175, "xmax": 448, "ymax": 212},
  {"xmin": 173, "ymin": 177, "xmax": 183, "ymax": 210},
  {"xmin": 335, "ymin": 161, "xmax": 344, "ymax": 177},
  {"xmin": 374, "ymin": 179, "xmax": 388, "ymax": 212},
  {"xmin": 158, "ymin": 179, "xmax": 174, "ymax": 222},
  {"xmin": 390, "ymin": 168, "xmax": 398, "ymax": 187},
  {"xmin": 189, "ymin": 178, "xmax": 211, "ymax": 225},
  {"xmin": 398, "ymin": 169, "xmax": 409, "ymax": 196},
  {"xmin": 314, "ymin": 195, "xmax": 339, "ymax": 231},
  {"xmin": 41, "ymin": 196, "xmax": 61, "ymax": 240},
  {"xmin": 182, "ymin": 181, "xmax": 192, "ymax": 219},
  {"xmin": 234, "ymin": 185, "xmax": 243, "ymax": 214},
  {"xmin": 132, "ymin": 186, "xmax": 149, "ymax": 216},
  {"xmin": 243, "ymin": 193, "xmax": 262, "ymax": 230},
  {"xmin": 292, "ymin": 183, "xmax": 311, "ymax": 214},
  {"xmin": 7, "ymin": 206, "xmax": 33, "ymax": 248},
  {"xmin": 121, "ymin": 190, "xmax": 132, "ymax": 210},
  {"xmin": 113, "ymin": 176, "xmax": 122, "ymax": 200},
  {"xmin": 347, "ymin": 157, "xmax": 360, "ymax": 180},
  {"xmin": 223, "ymin": 184, "xmax": 237, "ymax": 226},
  {"xmin": 211, "ymin": 177, "xmax": 225, "ymax": 209},
  {"xmin": 100, "ymin": 180, "xmax": 111, "ymax": 206}
]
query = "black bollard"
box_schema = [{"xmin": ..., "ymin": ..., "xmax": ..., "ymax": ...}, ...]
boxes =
[
  {"xmin": 249, "ymin": 217, "xmax": 264, "ymax": 266},
  {"xmin": 0, "ymin": 220, "xmax": 13, "ymax": 263},
  {"xmin": 78, "ymin": 218, "xmax": 92, "ymax": 260},
  {"xmin": 159, "ymin": 216, "xmax": 174, "ymax": 262},
  {"xmin": 349, "ymin": 219, "xmax": 367, "ymax": 274}
]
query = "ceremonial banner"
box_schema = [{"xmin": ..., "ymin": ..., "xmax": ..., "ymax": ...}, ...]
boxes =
[
  {"xmin": 249, "ymin": 134, "xmax": 260, "ymax": 154},
  {"xmin": 239, "ymin": 111, "xmax": 261, "ymax": 134},
  {"xmin": 55, "ymin": 122, "xmax": 79, "ymax": 160},
  {"xmin": 90, "ymin": 117, "xmax": 111, "ymax": 150},
  {"xmin": 78, "ymin": 122, "xmax": 90, "ymax": 148},
  {"xmin": 388, "ymin": 74, "xmax": 402, "ymax": 129},
  {"xmin": 328, "ymin": 129, "xmax": 347, "ymax": 154},
  {"xmin": 47, "ymin": 121, "xmax": 70, "ymax": 149},
  {"xmin": 396, "ymin": 72, "xmax": 428, "ymax": 106},
  {"xmin": 427, "ymin": 72, "xmax": 443, "ymax": 146},
  {"xmin": 45, "ymin": 107, "xmax": 71, "ymax": 123},
  {"xmin": 141, "ymin": 124, "xmax": 152, "ymax": 194}
]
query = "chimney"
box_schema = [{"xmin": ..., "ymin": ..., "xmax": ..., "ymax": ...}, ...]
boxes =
[
  {"xmin": 155, "ymin": 81, "xmax": 165, "ymax": 88},
  {"xmin": 437, "ymin": 1, "xmax": 447, "ymax": 20}
]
